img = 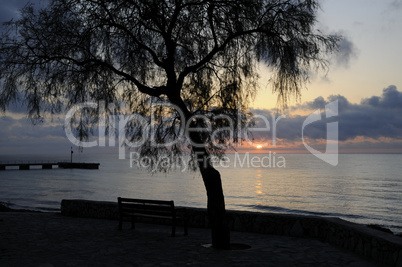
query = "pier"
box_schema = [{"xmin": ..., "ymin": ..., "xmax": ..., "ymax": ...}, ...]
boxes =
[{"xmin": 0, "ymin": 161, "xmax": 100, "ymax": 170}]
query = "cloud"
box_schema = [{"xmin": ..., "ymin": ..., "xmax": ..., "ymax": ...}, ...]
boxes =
[
  {"xmin": 361, "ymin": 85, "xmax": 402, "ymax": 108},
  {"xmin": 331, "ymin": 35, "xmax": 358, "ymax": 68},
  {"xmin": 381, "ymin": 1, "xmax": 402, "ymax": 31},
  {"xmin": 0, "ymin": 0, "xmax": 48, "ymax": 23},
  {"xmin": 0, "ymin": 114, "xmax": 68, "ymax": 154},
  {"xmin": 251, "ymin": 85, "xmax": 402, "ymax": 145},
  {"xmin": 0, "ymin": 0, "xmax": 27, "ymax": 22},
  {"xmin": 338, "ymin": 85, "xmax": 402, "ymax": 141},
  {"xmin": 389, "ymin": 0, "xmax": 402, "ymax": 10},
  {"xmin": 2, "ymin": 97, "xmax": 28, "ymax": 114},
  {"xmin": 0, "ymin": 116, "xmax": 63, "ymax": 138},
  {"xmin": 2, "ymin": 85, "xmax": 402, "ymax": 154}
]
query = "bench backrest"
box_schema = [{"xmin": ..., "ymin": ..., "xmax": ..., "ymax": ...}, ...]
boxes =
[{"xmin": 118, "ymin": 197, "xmax": 175, "ymax": 217}]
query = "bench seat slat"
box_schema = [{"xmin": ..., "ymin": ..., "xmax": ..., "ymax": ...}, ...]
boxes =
[
  {"xmin": 117, "ymin": 197, "xmax": 188, "ymax": 236},
  {"xmin": 121, "ymin": 204, "xmax": 173, "ymax": 211},
  {"xmin": 120, "ymin": 213, "xmax": 184, "ymax": 220},
  {"xmin": 121, "ymin": 210, "xmax": 174, "ymax": 217},
  {"xmin": 119, "ymin": 198, "xmax": 174, "ymax": 205}
]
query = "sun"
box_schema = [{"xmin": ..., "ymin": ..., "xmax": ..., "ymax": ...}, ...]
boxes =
[{"xmin": 256, "ymin": 145, "xmax": 263, "ymax": 149}]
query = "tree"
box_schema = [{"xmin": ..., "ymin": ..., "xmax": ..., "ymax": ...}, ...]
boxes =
[{"xmin": 0, "ymin": 0, "xmax": 339, "ymax": 248}]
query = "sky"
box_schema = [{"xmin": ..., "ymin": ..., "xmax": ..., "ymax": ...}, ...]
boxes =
[{"xmin": 1, "ymin": 0, "xmax": 402, "ymax": 156}]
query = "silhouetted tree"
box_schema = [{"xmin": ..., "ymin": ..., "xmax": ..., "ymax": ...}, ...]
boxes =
[{"xmin": 0, "ymin": 0, "xmax": 339, "ymax": 248}]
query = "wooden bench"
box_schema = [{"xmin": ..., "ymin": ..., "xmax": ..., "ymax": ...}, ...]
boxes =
[{"xmin": 117, "ymin": 197, "xmax": 188, "ymax": 236}]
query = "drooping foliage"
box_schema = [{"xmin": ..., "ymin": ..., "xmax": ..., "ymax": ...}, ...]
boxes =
[{"xmin": 0, "ymin": 0, "xmax": 339, "ymax": 167}]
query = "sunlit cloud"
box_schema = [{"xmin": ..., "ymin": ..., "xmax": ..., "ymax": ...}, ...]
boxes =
[
  {"xmin": 2, "ymin": 85, "xmax": 402, "ymax": 154},
  {"xmin": 246, "ymin": 85, "xmax": 402, "ymax": 153}
]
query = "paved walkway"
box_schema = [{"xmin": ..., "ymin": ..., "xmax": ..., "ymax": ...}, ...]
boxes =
[{"xmin": 0, "ymin": 212, "xmax": 378, "ymax": 266}]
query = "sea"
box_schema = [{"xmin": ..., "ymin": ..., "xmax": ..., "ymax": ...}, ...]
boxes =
[{"xmin": 1, "ymin": 152, "xmax": 401, "ymax": 235}]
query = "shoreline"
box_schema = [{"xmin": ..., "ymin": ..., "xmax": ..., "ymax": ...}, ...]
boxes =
[{"xmin": 0, "ymin": 201, "xmax": 43, "ymax": 213}]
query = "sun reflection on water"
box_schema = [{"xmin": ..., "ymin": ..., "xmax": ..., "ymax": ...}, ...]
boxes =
[{"xmin": 254, "ymin": 170, "xmax": 263, "ymax": 195}]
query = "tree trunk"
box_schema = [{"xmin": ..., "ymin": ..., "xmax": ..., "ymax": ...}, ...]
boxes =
[
  {"xmin": 168, "ymin": 93, "xmax": 230, "ymax": 249},
  {"xmin": 196, "ymin": 150, "xmax": 231, "ymax": 249}
]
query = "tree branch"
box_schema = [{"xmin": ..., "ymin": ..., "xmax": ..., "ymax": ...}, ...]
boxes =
[
  {"xmin": 45, "ymin": 55, "xmax": 167, "ymax": 97},
  {"xmin": 177, "ymin": 28, "xmax": 265, "ymax": 88},
  {"xmin": 95, "ymin": 0, "xmax": 165, "ymax": 69}
]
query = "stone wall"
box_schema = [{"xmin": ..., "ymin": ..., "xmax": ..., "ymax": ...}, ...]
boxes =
[{"xmin": 61, "ymin": 199, "xmax": 402, "ymax": 266}]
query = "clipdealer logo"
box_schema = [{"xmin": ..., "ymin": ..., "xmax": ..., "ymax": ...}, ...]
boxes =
[
  {"xmin": 302, "ymin": 100, "xmax": 339, "ymax": 166},
  {"xmin": 64, "ymin": 100, "xmax": 339, "ymax": 166}
]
